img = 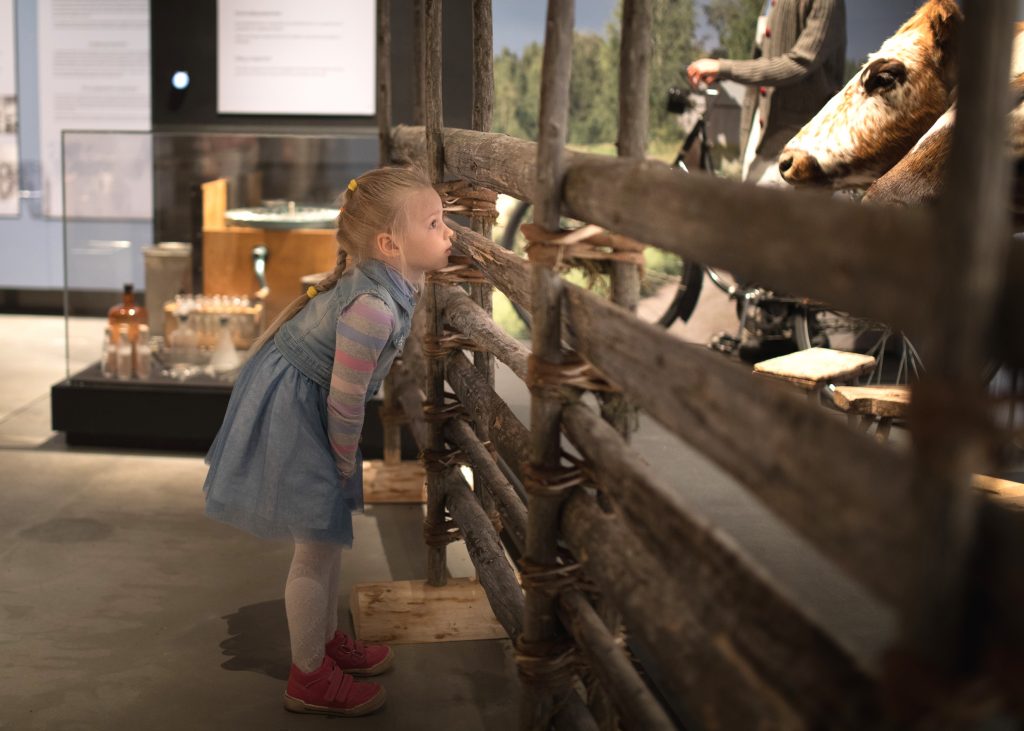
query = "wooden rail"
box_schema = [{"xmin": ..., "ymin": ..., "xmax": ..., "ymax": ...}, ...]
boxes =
[
  {"xmin": 376, "ymin": 0, "xmax": 1024, "ymax": 728},
  {"xmin": 392, "ymin": 125, "xmax": 1024, "ymax": 369}
]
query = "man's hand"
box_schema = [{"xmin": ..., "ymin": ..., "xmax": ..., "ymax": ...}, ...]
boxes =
[{"xmin": 687, "ymin": 58, "xmax": 721, "ymax": 88}]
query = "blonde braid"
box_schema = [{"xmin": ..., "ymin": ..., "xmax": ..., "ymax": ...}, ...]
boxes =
[{"xmin": 245, "ymin": 167, "xmax": 431, "ymax": 355}]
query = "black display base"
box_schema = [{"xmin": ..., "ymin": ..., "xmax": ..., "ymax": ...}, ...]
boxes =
[{"xmin": 52, "ymin": 362, "xmax": 420, "ymax": 458}]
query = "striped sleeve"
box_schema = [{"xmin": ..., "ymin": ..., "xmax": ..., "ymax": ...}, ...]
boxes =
[{"xmin": 327, "ymin": 293, "xmax": 394, "ymax": 479}]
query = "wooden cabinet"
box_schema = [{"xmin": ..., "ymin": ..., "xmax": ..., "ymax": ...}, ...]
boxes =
[{"xmin": 200, "ymin": 178, "xmax": 336, "ymax": 324}]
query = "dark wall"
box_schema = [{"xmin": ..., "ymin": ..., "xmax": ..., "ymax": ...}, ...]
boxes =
[{"xmin": 150, "ymin": 0, "xmax": 475, "ymax": 131}]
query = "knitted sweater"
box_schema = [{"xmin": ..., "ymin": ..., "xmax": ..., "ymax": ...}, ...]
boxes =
[{"xmin": 718, "ymin": 0, "xmax": 847, "ymax": 158}]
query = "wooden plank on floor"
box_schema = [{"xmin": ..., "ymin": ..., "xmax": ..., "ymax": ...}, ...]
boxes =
[
  {"xmin": 362, "ymin": 459, "xmax": 427, "ymax": 504},
  {"xmin": 350, "ymin": 578, "xmax": 509, "ymax": 644}
]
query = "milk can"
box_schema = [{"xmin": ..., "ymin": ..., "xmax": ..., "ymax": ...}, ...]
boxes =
[{"xmin": 143, "ymin": 242, "xmax": 193, "ymax": 336}]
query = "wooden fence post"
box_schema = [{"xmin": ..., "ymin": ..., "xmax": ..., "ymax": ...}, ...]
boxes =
[
  {"xmin": 519, "ymin": 1, "xmax": 578, "ymax": 728},
  {"xmin": 377, "ymin": 0, "xmax": 405, "ymax": 467},
  {"xmin": 899, "ymin": 0, "xmax": 1018, "ymax": 689},
  {"xmin": 600, "ymin": 0, "xmax": 649, "ymax": 438},
  {"xmin": 422, "ymin": 0, "xmax": 449, "ymax": 587},
  {"xmin": 468, "ymin": 0, "xmax": 503, "ymax": 541}
]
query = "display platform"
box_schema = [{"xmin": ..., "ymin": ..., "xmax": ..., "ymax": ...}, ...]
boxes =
[{"xmin": 51, "ymin": 362, "xmax": 419, "ymax": 456}]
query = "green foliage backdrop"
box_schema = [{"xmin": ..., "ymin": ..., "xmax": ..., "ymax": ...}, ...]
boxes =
[{"xmin": 493, "ymin": 0, "xmax": 704, "ymax": 148}]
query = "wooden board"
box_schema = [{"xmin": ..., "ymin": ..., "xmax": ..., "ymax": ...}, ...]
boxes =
[
  {"xmin": 753, "ymin": 347, "xmax": 876, "ymax": 390},
  {"xmin": 202, "ymin": 228, "xmax": 337, "ymax": 324},
  {"xmin": 350, "ymin": 578, "xmax": 509, "ymax": 644},
  {"xmin": 362, "ymin": 459, "xmax": 426, "ymax": 504},
  {"xmin": 201, "ymin": 178, "xmax": 228, "ymax": 230},
  {"xmin": 972, "ymin": 473, "xmax": 1024, "ymax": 512},
  {"xmin": 831, "ymin": 385, "xmax": 912, "ymax": 418}
]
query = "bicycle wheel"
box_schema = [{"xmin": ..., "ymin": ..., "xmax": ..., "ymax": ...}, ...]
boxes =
[
  {"xmin": 498, "ymin": 199, "xmax": 534, "ymax": 330},
  {"xmin": 790, "ymin": 306, "xmax": 924, "ymax": 385},
  {"xmin": 499, "ymin": 199, "xmax": 703, "ymax": 329}
]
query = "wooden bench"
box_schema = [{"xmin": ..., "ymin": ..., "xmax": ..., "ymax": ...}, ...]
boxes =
[
  {"xmin": 753, "ymin": 347, "xmax": 877, "ymax": 402},
  {"xmin": 830, "ymin": 384, "xmax": 911, "ymax": 442}
]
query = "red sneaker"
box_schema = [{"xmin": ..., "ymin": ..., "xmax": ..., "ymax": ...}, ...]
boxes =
[
  {"xmin": 283, "ymin": 655, "xmax": 386, "ymax": 717},
  {"xmin": 325, "ymin": 630, "xmax": 394, "ymax": 676}
]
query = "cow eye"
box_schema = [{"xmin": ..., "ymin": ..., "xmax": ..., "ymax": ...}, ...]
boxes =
[
  {"xmin": 867, "ymin": 72, "xmax": 897, "ymax": 93},
  {"xmin": 861, "ymin": 59, "xmax": 907, "ymax": 95}
]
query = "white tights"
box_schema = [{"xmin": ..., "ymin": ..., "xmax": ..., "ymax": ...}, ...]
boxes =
[{"xmin": 284, "ymin": 541, "xmax": 342, "ymax": 672}]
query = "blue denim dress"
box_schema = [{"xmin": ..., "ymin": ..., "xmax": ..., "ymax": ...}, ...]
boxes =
[{"xmin": 203, "ymin": 259, "xmax": 418, "ymax": 546}]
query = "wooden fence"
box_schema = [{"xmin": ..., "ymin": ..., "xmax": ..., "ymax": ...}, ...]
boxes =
[{"xmin": 375, "ymin": 0, "xmax": 1024, "ymax": 728}]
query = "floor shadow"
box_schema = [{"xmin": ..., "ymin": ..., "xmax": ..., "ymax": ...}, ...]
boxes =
[{"xmin": 219, "ymin": 599, "xmax": 291, "ymax": 680}]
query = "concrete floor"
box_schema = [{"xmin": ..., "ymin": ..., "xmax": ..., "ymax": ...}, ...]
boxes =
[
  {"xmin": 0, "ymin": 315, "xmax": 517, "ymax": 730},
  {"xmin": 0, "ymin": 309, "xmax": 900, "ymax": 730}
]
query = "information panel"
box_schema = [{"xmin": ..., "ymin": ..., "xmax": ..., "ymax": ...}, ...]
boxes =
[
  {"xmin": 217, "ymin": 0, "xmax": 375, "ymax": 116},
  {"xmin": 37, "ymin": 0, "xmax": 151, "ymax": 218},
  {"xmin": 0, "ymin": 0, "xmax": 18, "ymax": 216}
]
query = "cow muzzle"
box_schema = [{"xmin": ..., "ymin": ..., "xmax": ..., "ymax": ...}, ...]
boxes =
[{"xmin": 778, "ymin": 149, "xmax": 827, "ymax": 185}]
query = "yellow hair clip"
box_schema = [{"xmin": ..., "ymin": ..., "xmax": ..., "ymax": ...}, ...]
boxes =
[
  {"xmin": 307, "ymin": 286, "xmax": 318, "ymax": 299},
  {"xmin": 347, "ymin": 179, "xmax": 358, "ymax": 192}
]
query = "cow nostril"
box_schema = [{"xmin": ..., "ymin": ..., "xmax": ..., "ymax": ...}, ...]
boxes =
[
  {"xmin": 805, "ymin": 153, "xmax": 822, "ymax": 173},
  {"xmin": 779, "ymin": 152, "xmax": 794, "ymax": 174}
]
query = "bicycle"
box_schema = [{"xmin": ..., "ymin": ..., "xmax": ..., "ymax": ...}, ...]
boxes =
[{"xmin": 496, "ymin": 85, "xmax": 925, "ymax": 385}]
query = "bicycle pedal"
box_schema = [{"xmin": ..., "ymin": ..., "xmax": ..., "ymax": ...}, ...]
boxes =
[{"xmin": 709, "ymin": 333, "xmax": 740, "ymax": 354}]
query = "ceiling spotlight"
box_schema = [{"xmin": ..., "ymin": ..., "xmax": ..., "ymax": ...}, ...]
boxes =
[{"xmin": 171, "ymin": 70, "xmax": 190, "ymax": 91}]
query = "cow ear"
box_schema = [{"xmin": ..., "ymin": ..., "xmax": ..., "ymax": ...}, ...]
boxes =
[{"xmin": 928, "ymin": 0, "xmax": 963, "ymax": 59}]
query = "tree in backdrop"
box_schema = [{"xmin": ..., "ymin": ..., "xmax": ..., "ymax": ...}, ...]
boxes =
[
  {"xmin": 492, "ymin": 0, "xmax": 702, "ymax": 148},
  {"xmin": 704, "ymin": 0, "xmax": 763, "ymax": 61}
]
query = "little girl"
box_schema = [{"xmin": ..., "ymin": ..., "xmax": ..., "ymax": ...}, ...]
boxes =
[{"xmin": 203, "ymin": 166, "xmax": 453, "ymax": 717}]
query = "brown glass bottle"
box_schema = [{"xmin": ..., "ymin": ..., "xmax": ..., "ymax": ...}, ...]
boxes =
[
  {"xmin": 107, "ymin": 284, "xmax": 149, "ymax": 376},
  {"xmin": 107, "ymin": 284, "xmax": 149, "ymax": 332}
]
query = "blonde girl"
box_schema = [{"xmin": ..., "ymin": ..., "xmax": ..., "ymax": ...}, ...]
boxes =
[{"xmin": 203, "ymin": 166, "xmax": 453, "ymax": 717}]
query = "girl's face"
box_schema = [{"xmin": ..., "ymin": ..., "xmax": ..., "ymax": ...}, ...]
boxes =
[{"xmin": 399, "ymin": 187, "xmax": 453, "ymax": 275}]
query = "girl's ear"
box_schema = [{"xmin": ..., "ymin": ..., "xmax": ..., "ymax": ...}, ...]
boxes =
[{"xmin": 375, "ymin": 232, "xmax": 400, "ymax": 257}]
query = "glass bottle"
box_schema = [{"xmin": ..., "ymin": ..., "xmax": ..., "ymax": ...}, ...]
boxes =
[
  {"xmin": 108, "ymin": 284, "xmax": 149, "ymax": 374},
  {"xmin": 210, "ymin": 315, "xmax": 240, "ymax": 373},
  {"xmin": 100, "ymin": 327, "xmax": 116, "ymax": 378},
  {"xmin": 135, "ymin": 325, "xmax": 152, "ymax": 380},
  {"xmin": 115, "ymin": 326, "xmax": 133, "ymax": 380},
  {"xmin": 168, "ymin": 312, "xmax": 198, "ymax": 364},
  {"xmin": 107, "ymin": 283, "xmax": 149, "ymax": 335}
]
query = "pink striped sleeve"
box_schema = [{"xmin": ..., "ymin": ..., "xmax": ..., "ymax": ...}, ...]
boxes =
[{"xmin": 327, "ymin": 294, "xmax": 394, "ymax": 478}]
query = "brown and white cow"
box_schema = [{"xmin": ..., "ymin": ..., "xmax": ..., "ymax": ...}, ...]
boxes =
[
  {"xmin": 864, "ymin": 26, "xmax": 1024, "ymax": 208},
  {"xmin": 778, "ymin": 0, "xmax": 962, "ymax": 188}
]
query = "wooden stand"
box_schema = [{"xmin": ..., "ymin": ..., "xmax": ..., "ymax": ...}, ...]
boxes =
[
  {"xmin": 200, "ymin": 179, "xmax": 338, "ymax": 324},
  {"xmin": 350, "ymin": 577, "xmax": 509, "ymax": 644},
  {"xmin": 753, "ymin": 347, "xmax": 876, "ymax": 404},
  {"xmin": 831, "ymin": 384, "xmax": 911, "ymax": 442}
]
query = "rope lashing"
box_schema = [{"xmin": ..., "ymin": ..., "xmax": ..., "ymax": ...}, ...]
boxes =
[
  {"xmin": 514, "ymin": 635, "xmax": 581, "ymax": 687},
  {"xmin": 427, "ymin": 255, "xmax": 491, "ymax": 285},
  {"xmin": 527, "ymin": 352, "xmax": 621, "ymax": 394},
  {"xmin": 422, "ymin": 515, "xmax": 463, "ymax": 547},
  {"xmin": 520, "ymin": 461, "xmax": 586, "ymax": 499},
  {"xmin": 419, "ymin": 446, "xmax": 471, "ymax": 474},
  {"xmin": 519, "ymin": 558, "xmax": 583, "ymax": 597},
  {"xmin": 422, "ymin": 328, "xmax": 485, "ymax": 359},
  {"xmin": 421, "ymin": 392, "xmax": 468, "ymax": 423},
  {"xmin": 520, "ymin": 222, "xmax": 646, "ymax": 273},
  {"xmin": 435, "ymin": 179, "xmax": 499, "ymax": 221}
]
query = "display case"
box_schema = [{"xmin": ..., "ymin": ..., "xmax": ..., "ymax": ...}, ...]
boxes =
[{"xmin": 51, "ymin": 129, "xmax": 418, "ymax": 455}]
